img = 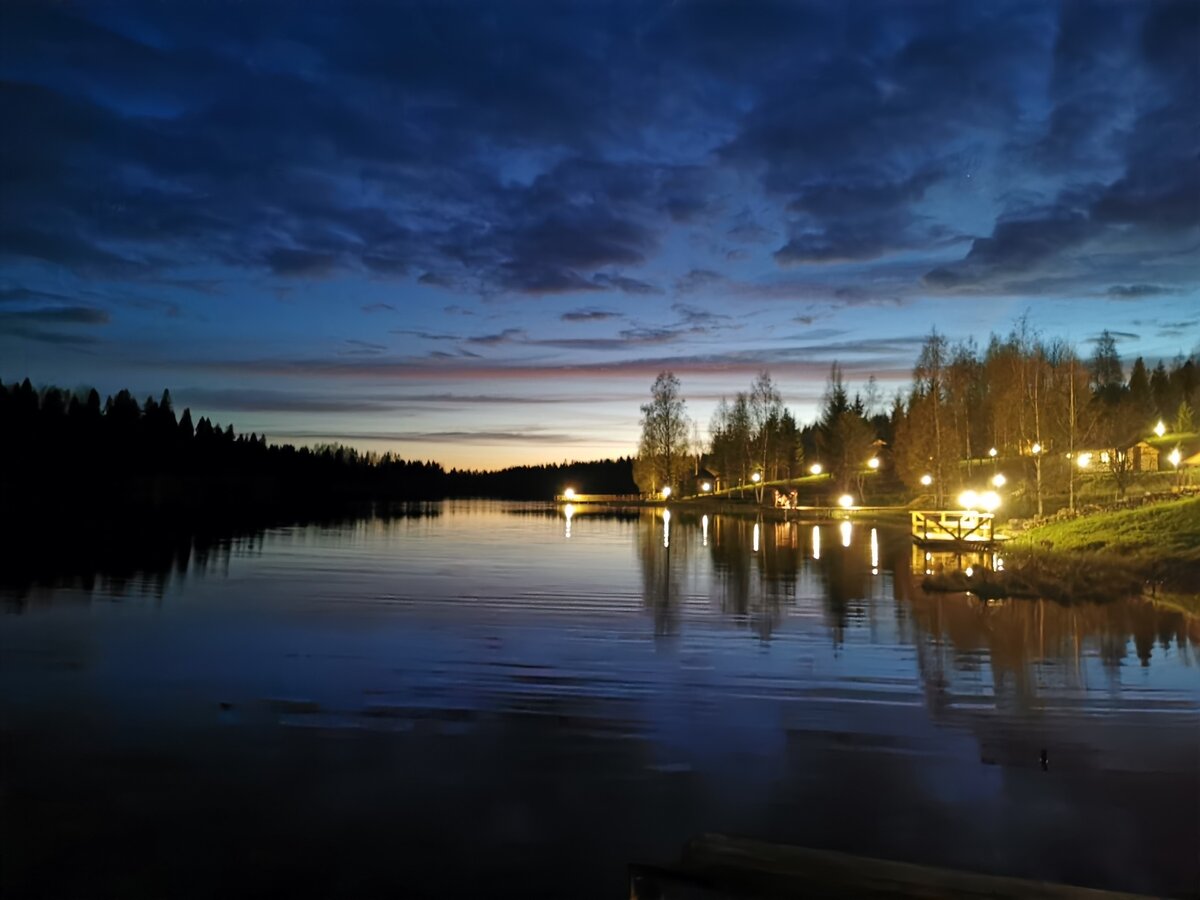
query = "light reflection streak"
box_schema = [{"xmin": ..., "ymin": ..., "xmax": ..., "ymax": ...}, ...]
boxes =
[
  {"xmin": 870, "ymin": 527, "xmax": 879, "ymax": 574},
  {"xmin": 663, "ymin": 509, "xmax": 671, "ymax": 548},
  {"xmin": 811, "ymin": 526, "xmax": 820, "ymax": 560},
  {"xmin": 752, "ymin": 522, "xmax": 760, "ymax": 553},
  {"xmin": 840, "ymin": 520, "xmax": 852, "ymax": 548},
  {"xmin": 701, "ymin": 514, "xmax": 708, "ymax": 547},
  {"xmin": 563, "ymin": 503, "xmax": 574, "ymax": 539}
]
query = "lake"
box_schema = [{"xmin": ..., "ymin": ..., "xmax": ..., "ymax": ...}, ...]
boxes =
[{"xmin": 2, "ymin": 501, "xmax": 1197, "ymax": 898}]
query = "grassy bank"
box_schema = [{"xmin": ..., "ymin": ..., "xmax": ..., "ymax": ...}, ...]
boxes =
[{"xmin": 1003, "ymin": 497, "xmax": 1200, "ymax": 612}]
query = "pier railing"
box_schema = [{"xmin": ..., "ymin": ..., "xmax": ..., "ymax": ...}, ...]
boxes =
[
  {"xmin": 554, "ymin": 493, "xmax": 645, "ymax": 503},
  {"xmin": 910, "ymin": 510, "xmax": 995, "ymax": 544}
]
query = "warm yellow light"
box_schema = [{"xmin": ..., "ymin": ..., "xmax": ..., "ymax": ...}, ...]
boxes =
[
  {"xmin": 920, "ymin": 473, "xmax": 933, "ymax": 486},
  {"xmin": 840, "ymin": 520, "xmax": 852, "ymax": 547},
  {"xmin": 563, "ymin": 487, "xmax": 576, "ymax": 499},
  {"xmin": 991, "ymin": 473, "xmax": 1006, "ymax": 488},
  {"xmin": 988, "ymin": 447, "xmax": 998, "ymax": 458},
  {"xmin": 661, "ymin": 486, "xmax": 672, "ymax": 499},
  {"xmin": 958, "ymin": 490, "xmax": 979, "ymax": 510},
  {"xmin": 1154, "ymin": 420, "xmax": 1166, "ymax": 438},
  {"xmin": 980, "ymin": 490, "xmax": 1001, "ymax": 512},
  {"xmin": 837, "ymin": 494, "xmax": 854, "ymax": 509},
  {"xmin": 1031, "ymin": 442, "xmax": 1042, "ymax": 455},
  {"xmin": 809, "ymin": 463, "xmax": 822, "ymax": 475},
  {"xmin": 751, "ymin": 471, "xmax": 761, "ymax": 483},
  {"xmin": 867, "ymin": 457, "xmax": 880, "ymax": 470},
  {"xmin": 1076, "ymin": 452, "xmax": 1092, "ymax": 469},
  {"xmin": 1168, "ymin": 448, "xmax": 1182, "ymax": 467},
  {"xmin": 701, "ymin": 481, "xmax": 712, "ymax": 492}
]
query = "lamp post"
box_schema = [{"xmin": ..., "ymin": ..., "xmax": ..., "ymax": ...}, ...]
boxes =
[
  {"xmin": 1169, "ymin": 447, "xmax": 1182, "ymax": 487},
  {"xmin": 1030, "ymin": 442, "xmax": 1044, "ymax": 517},
  {"xmin": 751, "ymin": 470, "xmax": 763, "ymax": 504}
]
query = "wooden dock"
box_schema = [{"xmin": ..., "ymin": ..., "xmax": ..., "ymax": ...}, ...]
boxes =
[
  {"xmin": 631, "ymin": 833, "xmax": 1155, "ymax": 899},
  {"xmin": 911, "ymin": 509, "xmax": 999, "ymax": 546}
]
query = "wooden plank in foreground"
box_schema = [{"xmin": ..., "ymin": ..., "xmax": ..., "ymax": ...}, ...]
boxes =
[{"xmin": 629, "ymin": 833, "xmax": 1155, "ymax": 900}]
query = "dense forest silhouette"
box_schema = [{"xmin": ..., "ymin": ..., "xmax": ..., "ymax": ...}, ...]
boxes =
[{"xmin": 0, "ymin": 379, "xmax": 638, "ymax": 523}]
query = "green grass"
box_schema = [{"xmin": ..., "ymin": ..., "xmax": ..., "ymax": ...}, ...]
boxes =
[{"xmin": 1015, "ymin": 496, "xmax": 1200, "ymax": 558}]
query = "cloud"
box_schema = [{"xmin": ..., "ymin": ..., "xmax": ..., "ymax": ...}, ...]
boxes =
[
  {"xmin": 590, "ymin": 274, "xmax": 662, "ymax": 295},
  {"xmin": 674, "ymin": 269, "xmax": 725, "ymax": 294},
  {"xmin": 561, "ymin": 308, "xmax": 622, "ymax": 323},
  {"xmin": 362, "ymin": 302, "xmax": 397, "ymax": 313},
  {"xmin": 340, "ymin": 339, "xmax": 387, "ymax": 355},
  {"xmin": 1106, "ymin": 284, "xmax": 1178, "ymax": 299},
  {"xmin": 265, "ymin": 248, "xmax": 337, "ymax": 278},
  {"xmin": 0, "ymin": 305, "xmax": 109, "ymax": 325}
]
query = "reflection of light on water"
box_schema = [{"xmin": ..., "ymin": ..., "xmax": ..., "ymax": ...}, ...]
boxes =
[
  {"xmin": 701, "ymin": 514, "xmax": 708, "ymax": 547},
  {"xmin": 870, "ymin": 527, "xmax": 879, "ymax": 574},
  {"xmin": 752, "ymin": 522, "xmax": 760, "ymax": 553},
  {"xmin": 840, "ymin": 520, "xmax": 852, "ymax": 548},
  {"xmin": 811, "ymin": 526, "xmax": 820, "ymax": 560},
  {"xmin": 563, "ymin": 503, "xmax": 575, "ymax": 539},
  {"xmin": 663, "ymin": 509, "xmax": 671, "ymax": 548}
]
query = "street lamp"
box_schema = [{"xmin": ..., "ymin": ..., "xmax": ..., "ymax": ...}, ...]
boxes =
[
  {"xmin": 661, "ymin": 486, "xmax": 672, "ymax": 499},
  {"xmin": 563, "ymin": 487, "xmax": 576, "ymax": 500},
  {"xmin": 958, "ymin": 490, "xmax": 979, "ymax": 510},
  {"xmin": 1154, "ymin": 420, "xmax": 1166, "ymax": 438},
  {"xmin": 920, "ymin": 473, "xmax": 933, "ymax": 486},
  {"xmin": 701, "ymin": 481, "xmax": 712, "ymax": 493},
  {"xmin": 988, "ymin": 447, "xmax": 998, "ymax": 458},
  {"xmin": 980, "ymin": 491, "xmax": 1001, "ymax": 512},
  {"xmin": 809, "ymin": 463, "xmax": 823, "ymax": 476},
  {"xmin": 1031, "ymin": 442, "xmax": 1042, "ymax": 455},
  {"xmin": 1077, "ymin": 452, "xmax": 1092, "ymax": 469},
  {"xmin": 1169, "ymin": 448, "xmax": 1182, "ymax": 468},
  {"xmin": 991, "ymin": 473, "xmax": 1006, "ymax": 488},
  {"xmin": 867, "ymin": 457, "xmax": 880, "ymax": 470},
  {"xmin": 837, "ymin": 494, "xmax": 855, "ymax": 509},
  {"xmin": 751, "ymin": 471, "xmax": 761, "ymax": 483}
]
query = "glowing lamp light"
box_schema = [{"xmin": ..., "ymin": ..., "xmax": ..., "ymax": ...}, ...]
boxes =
[
  {"xmin": 991, "ymin": 473, "xmax": 1006, "ymax": 488},
  {"xmin": 1077, "ymin": 452, "xmax": 1092, "ymax": 469},
  {"xmin": 1031, "ymin": 442, "xmax": 1042, "ymax": 455},
  {"xmin": 988, "ymin": 447, "xmax": 998, "ymax": 458},
  {"xmin": 1168, "ymin": 448, "xmax": 1182, "ymax": 468},
  {"xmin": 920, "ymin": 474, "xmax": 933, "ymax": 487},
  {"xmin": 980, "ymin": 490, "xmax": 1001, "ymax": 512},
  {"xmin": 958, "ymin": 490, "xmax": 979, "ymax": 510},
  {"xmin": 751, "ymin": 472, "xmax": 762, "ymax": 483},
  {"xmin": 809, "ymin": 463, "xmax": 823, "ymax": 475},
  {"xmin": 563, "ymin": 487, "xmax": 576, "ymax": 500},
  {"xmin": 867, "ymin": 457, "xmax": 880, "ymax": 470},
  {"xmin": 661, "ymin": 486, "xmax": 672, "ymax": 499},
  {"xmin": 965, "ymin": 566, "xmax": 974, "ymax": 578},
  {"xmin": 1154, "ymin": 420, "xmax": 1166, "ymax": 438},
  {"xmin": 701, "ymin": 481, "xmax": 712, "ymax": 492},
  {"xmin": 837, "ymin": 494, "xmax": 855, "ymax": 509}
]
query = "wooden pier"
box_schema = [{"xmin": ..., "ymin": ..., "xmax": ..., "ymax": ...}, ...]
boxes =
[{"xmin": 910, "ymin": 509, "xmax": 999, "ymax": 545}]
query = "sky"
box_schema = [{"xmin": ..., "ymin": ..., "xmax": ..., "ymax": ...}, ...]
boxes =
[{"xmin": 2, "ymin": 1, "xmax": 1198, "ymax": 469}]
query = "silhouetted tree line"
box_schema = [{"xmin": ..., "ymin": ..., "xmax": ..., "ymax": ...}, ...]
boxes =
[
  {"xmin": 443, "ymin": 457, "xmax": 637, "ymax": 499},
  {"xmin": 638, "ymin": 320, "xmax": 1197, "ymax": 512},
  {"xmin": 0, "ymin": 379, "xmax": 636, "ymax": 519}
]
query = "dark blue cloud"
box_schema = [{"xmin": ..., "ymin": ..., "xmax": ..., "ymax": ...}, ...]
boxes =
[{"xmin": 2, "ymin": 0, "xmax": 1197, "ymax": 465}]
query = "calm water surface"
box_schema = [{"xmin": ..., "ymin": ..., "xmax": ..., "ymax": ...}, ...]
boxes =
[{"xmin": 2, "ymin": 501, "xmax": 1198, "ymax": 898}]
